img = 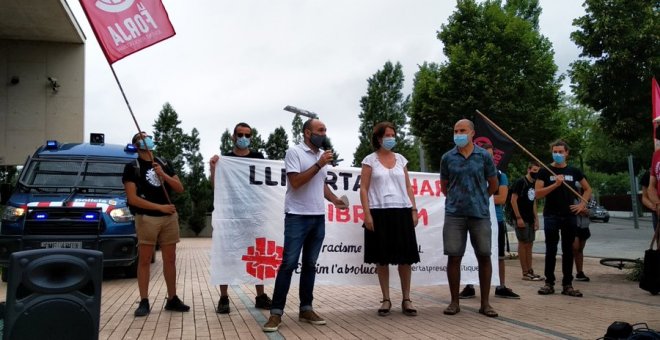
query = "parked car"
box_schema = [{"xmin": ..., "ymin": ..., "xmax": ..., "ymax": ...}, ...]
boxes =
[{"xmin": 589, "ymin": 205, "xmax": 610, "ymax": 223}]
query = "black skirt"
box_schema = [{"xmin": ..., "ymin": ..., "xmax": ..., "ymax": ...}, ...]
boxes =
[{"xmin": 364, "ymin": 208, "xmax": 420, "ymax": 265}]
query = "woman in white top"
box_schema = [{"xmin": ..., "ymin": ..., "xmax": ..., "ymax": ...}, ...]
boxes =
[{"xmin": 360, "ymin": 122, "xmax": 420, "ymax": 317}]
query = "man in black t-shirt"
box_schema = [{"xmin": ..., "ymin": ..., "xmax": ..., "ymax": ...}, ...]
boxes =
[
  {"xmin": 510, "ymin": 161, "xmax": 542, "ymax": 281},
  {"xmin": 122, "ymin": 131, "xmax": 190, "ymax": 317},
  {"xmin": 209, "ymin": 122, "xmax": 271, "ymax": 314},
  {"xmin": 534, "ymin": 140, "xmax": 592, "ymax": 297}
]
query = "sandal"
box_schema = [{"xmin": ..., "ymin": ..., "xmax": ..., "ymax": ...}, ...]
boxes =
[
  {"xmin": 479, "ymin": 307, "xmax": 498, "ymax": 318},
  {"xmin": 402, "ymin": 299, "xmax": 417, "ymax": 316},
  {"xmin": 561, "ymin": 286, "xmax": 583, "ymax": 297},
  {"xmin": 377, "ymin": 299, "xmax": 391, "ymax": 316},
  {"xmin": 538, "ymin": 284, "xmax": 555, "ymax": 295},
  {"xmin": 443, "ymin": 304, "xmax": 460, "ymax": 315}
]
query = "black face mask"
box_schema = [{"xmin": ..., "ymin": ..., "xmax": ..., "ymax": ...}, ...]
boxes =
[
  {"xmin": 656, "ymin": 125, "xmax": 660, "ymax": 139},
  {"xmin": 310, "ymin": 133, "xmax": 326, "ymax": 148},
  {"xmin": 530, "ymin": 172, "xmax": 539, "ymax": 180}
]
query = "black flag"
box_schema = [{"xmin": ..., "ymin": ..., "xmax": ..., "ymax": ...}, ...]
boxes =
[{"xmin": 474, "ymin": 114, "xmax": 515, "ymax": 171}]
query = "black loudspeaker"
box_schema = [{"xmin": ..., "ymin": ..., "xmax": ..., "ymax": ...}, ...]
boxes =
[{"xmin": 4, "ymin": 248, "xmax": 103, "ymax": 340}]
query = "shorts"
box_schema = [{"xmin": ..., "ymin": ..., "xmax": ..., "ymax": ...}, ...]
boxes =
[
  {"xmin": 498, "ymin": 220, "xmax": 506, "ymax": 259},
  {"xmin": 443, "ymin": 214, "xmax": 492, "ymax": 257},
  {"xmin": 576, "ymin": 227, "xmax": 591, "ymax": 241},
  {"xmin": 514, "ymin": 221, "xmax": 536, "ymax": 243},
  {"xmin": 135, "ymin": 213, "xmax": 180, "ymax": 246}
]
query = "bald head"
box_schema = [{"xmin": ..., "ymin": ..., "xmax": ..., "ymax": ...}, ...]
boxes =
[{"xmin": 454, "ymin": 119, "xmax": 474, "ymax": 132}]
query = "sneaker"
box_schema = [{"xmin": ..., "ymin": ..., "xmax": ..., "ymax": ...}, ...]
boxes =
[
  {"xmin": 575, "ymin": 272, "xmax": 590, "ymax": 282},
  {"xmin": 299, "ymin": 310, "xmax": 326, "ymax": 325},
  {"xmin": 495, "ymin": 286, "xmax": 521, "ymax": 299},
  {"xmin": 262, "ymin": 315, "xmax": 282, "ymax": 332},
  {"xmin": 164, "ymin": 295, "xmax": 190, "ymax": 312},
  {"xmin": 134, "ymin": 298, "xmax": 150, "ymax": 317},
  {"xmin": 528, "ymin": 270, "xmax": 544, "ymax": 281},
  {"xmin": 216, "ymin": 296, "xmax": 230, "ymax": 314},
  {"xmin": 255, "ymin": 293, "xmax": 272, "ymax": 310},
  {"xmin": 459, "ymin": 284, "xmax": 476, "ymax": 299},
  {"xmin": 523, "ymin": 273, "xmax": 544, "ymax": 281}
]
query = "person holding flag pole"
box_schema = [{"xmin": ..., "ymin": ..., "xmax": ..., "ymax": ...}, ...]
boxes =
[
  {"xmin": 78, "ymin": 0, "xmax": 186, "ymax": 316},
  {"xmin": 474, "ymin": 111, "xmax": 591, "ymax": 298}
]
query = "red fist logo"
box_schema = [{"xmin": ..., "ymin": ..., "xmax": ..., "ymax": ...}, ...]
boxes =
[{"xmin": 241, "ymin": 237, "xmax": 283, "ymax": 280}]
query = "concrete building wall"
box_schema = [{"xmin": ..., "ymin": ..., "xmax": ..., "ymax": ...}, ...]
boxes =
[{"xmin": 0, "ymin": 39, "xmax": 84, "ymax": 165}]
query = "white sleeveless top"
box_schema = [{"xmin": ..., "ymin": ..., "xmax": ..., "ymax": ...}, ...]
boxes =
[{"xmin": 361, "ymin": 152, "xmax": 412, "ymax": 209}]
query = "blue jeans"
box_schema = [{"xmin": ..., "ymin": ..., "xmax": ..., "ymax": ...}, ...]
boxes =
[
  {"xmin": 270, "ymin": 214, "xmax": 325, "ymax": 316},
  {"xmin": 543, "ymin": 214, "xmax": 577, "ymax": 287}
]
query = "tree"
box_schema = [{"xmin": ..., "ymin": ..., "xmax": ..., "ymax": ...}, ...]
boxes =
[
  {"xmin": 409, "ymin": 0, "xmax": 562, "ymax": 171},
  {"xmin": 152, "ymin": 102, "xmax": 187, "ymax": 176},
  {"xmin": 352, "ymin": 61, "xmax": 419, "ymax": 170},
  {"xmin": 291, "ymin": 114, "xmax": 304, "ymax": 145},
  {"xmin": 219, "ymin": 129, "xmax": 232, "ymax": 155},
  {"xmin": 265, "ymin": 126, "xmax": 289, "ymax": 160},
  {"xmin": 183, "ymin": 128, "xmax": 212, "ymax": 235},
  {"xmin": 152, "ymin": 102, "xmax": 189, "ymax": 226},
  {"xmin": 556, "ymin": 95, "xmax": 597, "ymax": 171},
  {"xmin": 570, "ymin": 0, "xmax": 659, "ymax": 153},
  {"xmin": 250, "ymin": 127, "xmax": 266, "ymax": 155}
]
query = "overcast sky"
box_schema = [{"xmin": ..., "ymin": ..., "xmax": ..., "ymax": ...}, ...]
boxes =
[{"xmin": 69, "ymin": 0, "xmax": 585, "ymax": 170}]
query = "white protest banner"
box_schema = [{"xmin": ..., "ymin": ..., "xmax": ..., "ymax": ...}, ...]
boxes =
[{"xmin": 210, "ymin": 157, "xmax": 499, "ymax": 286}]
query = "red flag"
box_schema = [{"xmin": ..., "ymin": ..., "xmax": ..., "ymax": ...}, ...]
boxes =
[{"xmin": 79, "ymin": 0, "xmax": 175, "ymax": 64}]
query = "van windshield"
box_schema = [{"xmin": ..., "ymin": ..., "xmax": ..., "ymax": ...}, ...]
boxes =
[{"xmin": 19, "ymin": 158, "xmax": 130, "ymax": 193}]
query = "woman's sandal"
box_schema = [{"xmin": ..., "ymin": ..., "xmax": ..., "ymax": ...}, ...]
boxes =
[
  {"xmin": 478, "ymin": 307, "xmax": 498, "ymax": 318},
  {"xmin": 561, "ymin": 286, "xmax": 583, "ymax": 297},
  {"xmin": 402, "ymin": 299, "xmax": 417, "ymax": 316},
  {"xmin": 378, "ymin": 299, "xmax": 391, "ymax": 316}
]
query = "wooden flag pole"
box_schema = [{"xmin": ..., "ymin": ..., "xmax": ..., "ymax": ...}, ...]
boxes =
[
  {"xmin": 475, "ymin": 110, "xmax": 587, "ymax": 203},
  {"xmin": 111, "ymin": 64, "xmax": 172, "ymax": 204}
]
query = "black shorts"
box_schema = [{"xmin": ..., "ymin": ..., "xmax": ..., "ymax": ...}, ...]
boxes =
[
  {"xmin": 576, "ymin": 227, "xmax": 591, "ymax": 241},
  {"xmin": 498, "ymin": 220, "xmax": 506, "ymax": 259}
]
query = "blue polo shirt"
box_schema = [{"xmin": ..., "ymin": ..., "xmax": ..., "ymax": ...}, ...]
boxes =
[{"xmin": 440, "ymin": 145, "xmax": 497, "ymax": 218}]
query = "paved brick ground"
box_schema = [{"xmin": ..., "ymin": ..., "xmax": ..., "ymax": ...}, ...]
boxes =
[{"xmin": 3, "ymin": 238, "xmax": 659, "ymax": 339}]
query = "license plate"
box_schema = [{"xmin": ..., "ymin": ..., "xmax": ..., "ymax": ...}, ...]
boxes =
[{"xmin": 40, "ymin": 241, "xmax": 82, "ymax": 249}]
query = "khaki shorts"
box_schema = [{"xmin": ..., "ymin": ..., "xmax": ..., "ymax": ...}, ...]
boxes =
[{"xmin": 135, "ymin": 213, "xmax": 180, "ymax": 246}]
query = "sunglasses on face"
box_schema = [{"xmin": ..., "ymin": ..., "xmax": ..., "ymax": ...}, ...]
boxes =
[{"xmin": 236, "ymin": 133, "xmax": 251, "ymax": 138}]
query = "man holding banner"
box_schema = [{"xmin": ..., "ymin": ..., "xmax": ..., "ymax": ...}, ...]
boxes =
[
  {"xmin": 210, "ymin": 122, "xmax": 272, "ymax": 314},
  {"xmin": 440, "ymin": 119, "xmax": 499, "ymax": 318},
  {"xmin": 263, "ymin": 119, "xmax": 348, "ymax": 332}
]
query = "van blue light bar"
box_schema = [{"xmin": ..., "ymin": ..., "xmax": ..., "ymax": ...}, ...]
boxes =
[
  {"xmin": 125, "ymin": 144, "xmax": 138, "ymax": 152},
  {"xmin": 45, "ymin": 140, "xmax": 58, "ymax": 149}
]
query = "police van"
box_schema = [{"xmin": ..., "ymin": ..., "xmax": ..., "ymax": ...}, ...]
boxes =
[{"xmin": 0, "ymin": 137, "xmax": 139, "ymax": 281}]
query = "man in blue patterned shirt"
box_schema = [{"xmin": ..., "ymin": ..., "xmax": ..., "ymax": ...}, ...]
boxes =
[{"xmin": 440, "ymin": 119, "xmax": 499, "ymax": 317}]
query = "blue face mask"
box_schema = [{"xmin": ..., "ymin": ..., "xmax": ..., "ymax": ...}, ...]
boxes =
[
  {"xmin": 137, "ymin": 137, "xmax": 155, "ymax": 151},
  {"xmin": 235, "ymin": 136, "xmax": 250, "ymax": 149},
  {"xmin": 454, "ymin": 134, "xmax": 469, "ymax": 148},
  {"xmin": 382, "ymin": 137, "xmax": 396, "ymax": 150},
  {"xmin": 552, "ymin": 153, "xmax": 565, "ymax": 164}
]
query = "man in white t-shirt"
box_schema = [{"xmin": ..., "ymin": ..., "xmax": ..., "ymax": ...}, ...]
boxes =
[{"xmin": 263, "ymin": 118, "xmax": 348, "ymax": 332}]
